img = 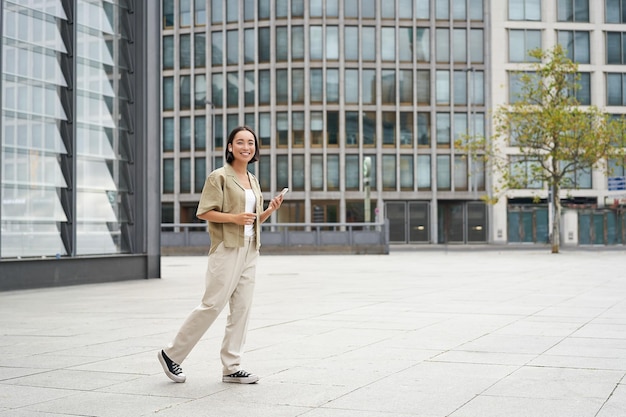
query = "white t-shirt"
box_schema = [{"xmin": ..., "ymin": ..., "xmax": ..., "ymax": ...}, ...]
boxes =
[{"xmin": 244, "ymin": 189, "xmax": 256, "ymax": 237}]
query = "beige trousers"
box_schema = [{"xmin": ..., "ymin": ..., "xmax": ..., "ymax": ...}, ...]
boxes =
[{"xmin": 164, "ymin": 237, "xmax": 258, "ymax": 375}]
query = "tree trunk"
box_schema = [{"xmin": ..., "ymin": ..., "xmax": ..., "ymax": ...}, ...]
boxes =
[{"xmin": 551, "ymin": 184, "xmax": 561, "ymax": 253}]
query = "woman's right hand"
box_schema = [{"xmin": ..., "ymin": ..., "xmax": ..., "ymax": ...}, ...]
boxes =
[{"xmin": 232, "ymin": 212, "xmax": 257, "ymax": 226}]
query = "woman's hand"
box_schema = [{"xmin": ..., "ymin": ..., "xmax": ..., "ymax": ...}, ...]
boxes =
[
  {"xmin": 233, "ymin": 212, "xmax": 257, "ymax": 226},
  {"xmin": 267, "ymin": 194, "xmax": 284, "ymax": 212}
]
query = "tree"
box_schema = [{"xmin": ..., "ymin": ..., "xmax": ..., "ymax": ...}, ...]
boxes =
[{"xmin": 461, "ymin": 45, "xmax": 625, "ymax": 253}]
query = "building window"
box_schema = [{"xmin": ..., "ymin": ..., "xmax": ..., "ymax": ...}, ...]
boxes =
[
  {"xmin": 345, "ymin": 111, "xmax": 359, "ymax": 146},
  {"xmin": 195, "ymin": 117, "xmax": 206, "ymax": 150},
  {"xmin": 381, "ymin": 70, "xmax": 396, "ymax": 105},
  {"xmin": 509, "ymin": 71, "xmax": 538, "ymax": 104},
  {"xmin": 569, "ymin": 73, "xmax": 591, "ymax": 105},
  {"xmin": 437, "ymin": 155, "xmax": 451, "ymax": 190},
  {"xmin": 244, "ymin": 0, "xmax": 255, "ymax": 20},
  {"xmin": 346, "ymin": 155, "xmax": 360, "ymax": 190},
  {"xmin": 180, "ymin": 117, "xmax": 191, "ymax": 151},
  {"xmin": 259, "ymin": 113, "xmax": 271, "ymax": 146},
  {"xmin": 400, "ymin": 155, "xmax": 414, "ymax": 190},
  {"xmin": 163, "ymin": 36, "xmax": 174, "ymax": 69},
  {"xmin": 327, "ymin": 111, "xmax": 339, "ymax": 146},
  {"xmin": 163, "ymin": 0, "xmax": 174, "ymax": 28},
  {"xmin": 163, "ymin": 159, "xmax": 174, "ymax": 193},
  {"xmin": 259, "ymin": 70, "xmax": 270, "ymax": 104},
  {"xmin": 292, "ymin": 69, "xmax": 305, "ymax": 103},
  {"xmin": 417, "ymin": 155, "xmax": 431, "ymax": 189},
  {"xmin": 607, "ymin": 73, "xmax": 626, "ymax": 105},
  {"xmin": 211, "ymin": 31, "xmax": 222, "ymax": 66},
  {"xmin": 292, "ymin": 112, "xmax": 304, "ymax": 147},
  {"xmin": 557, "ymin": 31, "xmax": 590, "ymax": 64},
  {"xmin": 382, "ymin": 111, "xmax": 395, "ymax": 146},
  {"xmin": 311, "ymin": 112, "xmax": 324, "ymax": 146},
  {"xmin": 180, "ymin": 158, "xmax": 191, "ymax": 193},
  {"xmin": 400, "ymin": 112, "xmax": 413, "ymax": 146},
  {"xmin": 226, "ymin": 72, "xmax": 238, "ymax": 107},
  {"xmin": 327, "ymin": 69, "xmax": 339, "ymax": 103},
  {"xmin": 606, "ymin": 0, "xmax": 626, "ymax": 23},
  {"xmin": 311, "ymin": 155, "xmax": 323, "ymax": 190},
  {"xmin": 362, "ymin": 27, "xmax": 376, "ymax": 61},
  {"xmin": 561, "ymin": 162, "xmax": 592, "ymax": 189},
  {"xmin": 258, "ymin": 28, "xmax": 270, "ymax": 63},
  {"xmin": 363, "ymin": 111, "xmax": 376, "ymax": 146},
  {"xmin": 292, "ymin": 154, "xmax": 305, "ymax": 191},
  {"xmin": 163, "ymin": 77, "xmax": 174, "ymax": 110},
  {"xmin": 310, "ymin": 69, "xmax": 323, "ymax": 103},
  {"xmin": 211, "ymin": 0, "xmax": 222, "ymax": 23},
  {"xmin": 470, "ymin": 29, "xmax": 484, "ymax": 63},
  {"xmin": 180, "ymin": 34, "xmax": 191, "ymax": 68},
  {"xmin": 345, "ymin": 69, "xmax": 359, "ymax": 104},
  {"xmin": 194, "ymin": 75, "xmax": 206, "ymax": 109},
  {"xmin": 509, "ymin": 0, "xmax": 541, "ymax": 21},
  {"xmin": 180, "ymin": 0, "xmax": 192, "ymax": 27},
  {"xmin": 416, "ymin": 28, "xmax": 429, "ymax": 62},
  {"xmin": 180, "ymin": 75, "xmax": 191, "ymax": 110},
  {"xmin": 607, "ymin": 33, "xmax": 626, "ymax": 64},
  {"xmin": 382, "ymin": 27, "xmax": 395, "ymax": 61},
  {"xmin": 276, "ymin": 26, "xmax": 288, "ymax": 62},
  {"xmin": 436, "ymin": 0, "xmax": 449, "ymax": 19},
  {"xmin": 382, "ymin": 155, "xmax": 397, "ymax": 190},
  {"xmin": 194, "ymin": 33, "xmax": 206, "ymax": 67},
  {"xmin": 327, "ymin": 155, "xmax": 340, "ymax": 191},
  {"xmin": 163, "ymin": 118, "xmax": 175, "ymax": 152},
  {"xmin": 276, "ymin": 69, "xmax": 288, "ymax": 104},
  {"xmin": 259, "ymin": 155, "xmax": 270, "ymax": 191},
  {"xmin": 436, "ymin": 70, "xmax": 450, "ymax": 105},
  {"xmin": 193, "ymin": 158, "xmax": 206, "ymax": 193},
  {"xmin": 417, "ymin": 112, "xmax": 430, "ymax": 146},
  {"xmin": 277, "ymin": 112, "xmax": 288, "ymax": 147},
  {"xmin": 277, "ymin": 155, "xmax": 288, "ymax": 190},
  {"xmin": 436, "ymin": 29, "xmax": 449, "ymax": 62},
  {"xmin": 510, "ymin": 156, "xmax": 543, "ymax": 189},
  {"xmin": 244, "ymin": 71, "xmax": 255, "ymax": 106},
  {"xmin": 416, "ymin": 70, "xmax": 430, "ymax": 104},
  {"xmin": 453, "ymin": 29, "xmax": 466, "ymax": 63},
  {"xmin": 454, "ymin": 155, "xmax": 468, "ymax": 191},
  {"xmin": 509, "ymin": 30, "xmax": 541, "ymax": 62},
  {"xmin": 399, "ymin": 27, "xmax": 413, "ymax": 61},
  {"xmin": 292, "ymin": 26, "xmax": 304, "ymax": 60},
  {"xmin": 436, "ymin": 113, "xmax": 451, "ymax": 146},
  {"xmin": 558, "ymin": 0, "xmax": 589, "ymax": 22},
  {"xmin": 362, "ymin": 69, "xmax": 376, "ymax": 105}
]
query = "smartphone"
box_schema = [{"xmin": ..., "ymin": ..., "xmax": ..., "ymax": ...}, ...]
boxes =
[{"xmin": 280, "ymin": 187, "xmax": 289, "ymax": 196}]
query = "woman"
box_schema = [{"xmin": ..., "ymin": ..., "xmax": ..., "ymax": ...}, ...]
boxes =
[{"xmin": 158, "ymin": 126, "xmax": 284, "ymax": 384}]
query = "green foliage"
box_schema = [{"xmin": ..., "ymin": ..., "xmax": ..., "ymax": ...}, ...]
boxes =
[{"xmin": 458, "ymin": 45, "xmax": 626, "ymax": 252}]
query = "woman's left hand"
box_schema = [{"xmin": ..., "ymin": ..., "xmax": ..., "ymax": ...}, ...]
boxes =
[{"xmin": 268, "ymin": 194, "xmax": 284, "ymax": 211}]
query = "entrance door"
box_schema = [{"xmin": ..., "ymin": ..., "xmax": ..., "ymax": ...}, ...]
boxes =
[
  {"xmin": 385, "ymin": 201, "xmax": 430, "ymax": 243},
  {"xmin": 438, "ymin": 202, "xmax": 488, "ymax": 243}
]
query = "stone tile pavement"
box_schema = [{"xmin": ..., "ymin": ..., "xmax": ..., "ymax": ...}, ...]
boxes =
[{"xmin": 0, "ymin": 249, "xmax": 625, "ymax": 416}]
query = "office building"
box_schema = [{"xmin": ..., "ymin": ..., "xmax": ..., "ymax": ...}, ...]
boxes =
[
  {"xmin": 0, "ymin": 0, "xmax": 162, "ymax": 290},
  {"xmin": 161, "ymin": 0, "xmax": 625, "ymax": 247}
]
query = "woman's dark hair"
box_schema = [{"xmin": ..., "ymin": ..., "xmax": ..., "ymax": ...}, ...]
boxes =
[{"xmin": 225, "ymin": 126, "xmax": 260, "ymax": 164}]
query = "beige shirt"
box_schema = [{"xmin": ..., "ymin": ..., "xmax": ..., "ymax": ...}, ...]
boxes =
[{"xmin": 196, "ymin": 164, "xmax": 264, "ymax": 254}]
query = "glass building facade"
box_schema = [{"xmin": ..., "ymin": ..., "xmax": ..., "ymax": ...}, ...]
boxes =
[
  {"xmin": 0, "ymin": 0, "xmax": 161, "ymax": 290},
  {"xmin": 162, "ymin": 0, "xmax": 489, "ymax": 245},
  {"xmin": 162, "ymin": 0, "xmax": 625, "ymax": 247}
]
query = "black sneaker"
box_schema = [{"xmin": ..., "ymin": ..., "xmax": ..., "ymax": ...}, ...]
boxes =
[
  {"xmin": 222, "ymin": 370, "xmax": 259, "ymax": 384},
  {"xmin": 158, "ymin": 350, "xmax": 186, "ymax": 383}
]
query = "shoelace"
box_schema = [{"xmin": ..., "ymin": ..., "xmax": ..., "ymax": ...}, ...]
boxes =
[
  {"xmin": 171, "ymin": 363, "xmax": 183, "ymax": 375},
  {"xmin": 231, "ymin": 370, "xmax": 251, "ymax": 378}
]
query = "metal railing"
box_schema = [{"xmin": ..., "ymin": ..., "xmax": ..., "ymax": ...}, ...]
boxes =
[{"xmin": 161, "ymin": 221, "xmax": 389, "ymax": 254}]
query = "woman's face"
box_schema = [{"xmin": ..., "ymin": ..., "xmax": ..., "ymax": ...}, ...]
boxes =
[{"xmin": 229, "ymin": 130, "xmax": 257, "ymax": 164}]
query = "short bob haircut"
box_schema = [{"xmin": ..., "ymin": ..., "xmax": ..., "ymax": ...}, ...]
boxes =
[{"xmin": 225, "ymin": 126, "xmax": 260, "ymax": 165}]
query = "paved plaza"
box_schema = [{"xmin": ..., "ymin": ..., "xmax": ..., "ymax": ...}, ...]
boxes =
[{"xmin": 1, "ymin": 248, "xmax": 625, "ymax": 416}]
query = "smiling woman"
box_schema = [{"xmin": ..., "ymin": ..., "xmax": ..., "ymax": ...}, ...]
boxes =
[{"xmin": 158, "ymin": 126, "xmax": 285, "ymax": 385}]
